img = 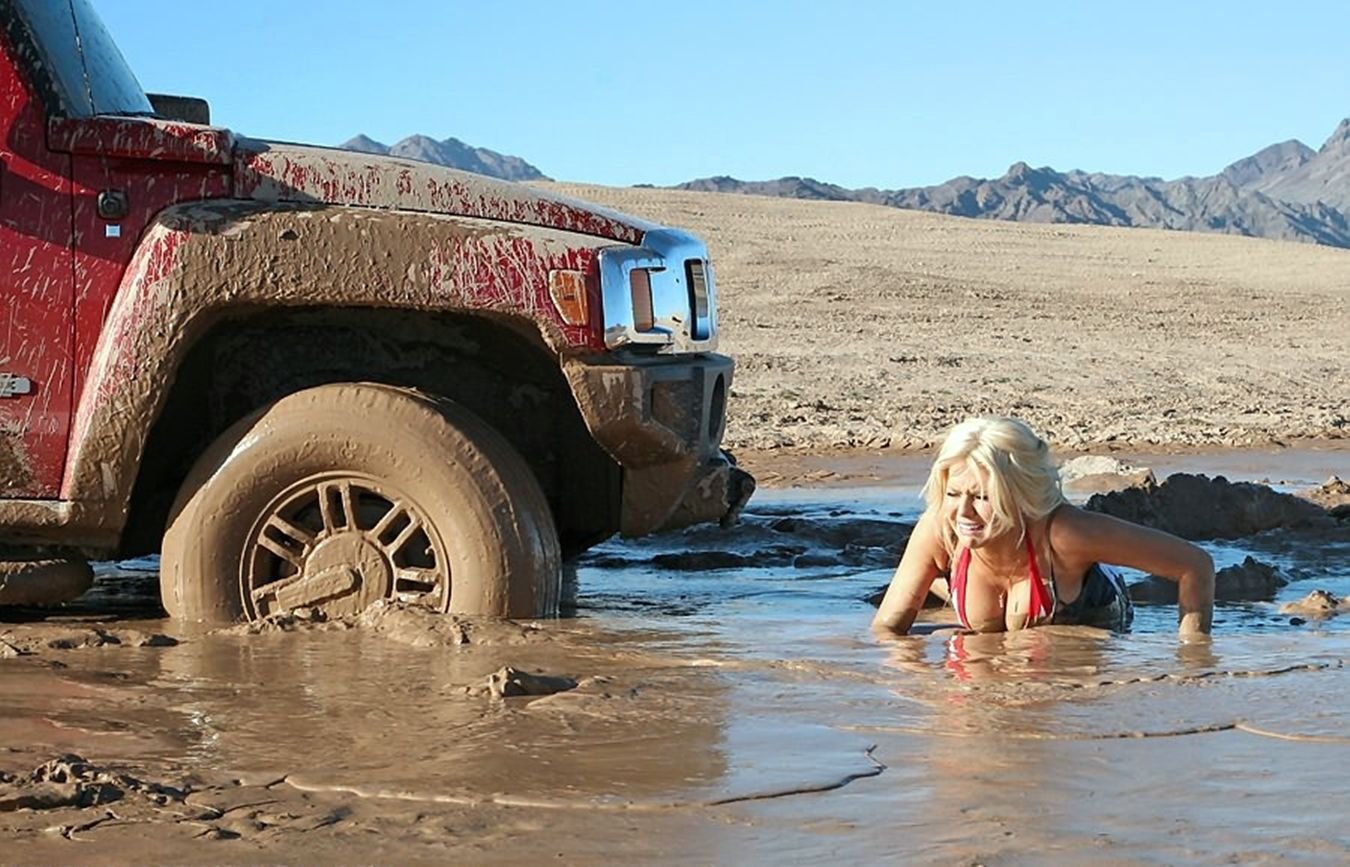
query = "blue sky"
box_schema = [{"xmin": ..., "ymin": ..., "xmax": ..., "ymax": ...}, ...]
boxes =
[{"xmin": 95, "ymin": 1, "xmax": 1349, "ymax": 189}]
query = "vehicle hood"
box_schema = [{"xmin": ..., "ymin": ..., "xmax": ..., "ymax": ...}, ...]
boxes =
[{"xmin": 233, "ymin": 138, "xmax": 654, "ymax": 244}]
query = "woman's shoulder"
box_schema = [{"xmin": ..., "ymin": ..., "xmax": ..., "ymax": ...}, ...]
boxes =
[
  {"xmin": 1045, "ymin": 503, "xmax": 1099, "ymax": 551},
  {"xmin": 911, "ymin": 510, "xmax": 953, "ymax": 570}
]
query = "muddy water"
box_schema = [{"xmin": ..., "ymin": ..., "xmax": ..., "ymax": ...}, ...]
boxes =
[{"xmin": 2, "ymin": 456, "xmax": 1348, "ymax": 863}]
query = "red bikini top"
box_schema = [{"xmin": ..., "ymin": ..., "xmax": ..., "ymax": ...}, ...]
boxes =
[{"xmin": 950, "ymin": 536, "xmax": 1054, "ymax": 629}]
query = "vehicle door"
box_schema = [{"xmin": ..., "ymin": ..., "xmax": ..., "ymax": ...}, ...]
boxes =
[{"xmin": 0, "ymin": 20, "xmax": 74, "ymax": 498}]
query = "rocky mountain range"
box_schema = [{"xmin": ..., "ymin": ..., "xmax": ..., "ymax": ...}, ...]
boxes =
[
  {"xmin": 339, "ymin": 120, "xmax": 1350, "ymax": 247},
  {"xmin": 340, "ymin": 134, "xmax": 548, "ymax": 182},
  {"xmin": 677, "ymin": 118, "xmax": 1350, "ymax": 248}
]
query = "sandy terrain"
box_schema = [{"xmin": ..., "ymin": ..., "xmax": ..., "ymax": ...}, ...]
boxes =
[{"xmin": 542, "ymin": 183, "xmax": 1350, "ymax": 458}]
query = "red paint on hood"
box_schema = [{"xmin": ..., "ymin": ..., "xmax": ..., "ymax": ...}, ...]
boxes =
[{"xmin": 233, "ymin": 139, "xmax": 653, "ymax": 244}]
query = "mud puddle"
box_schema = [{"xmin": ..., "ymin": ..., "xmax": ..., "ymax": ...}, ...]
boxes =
[{"xmin": 1, "ymin": 451, "xmax": 1347, "ymax": 863}]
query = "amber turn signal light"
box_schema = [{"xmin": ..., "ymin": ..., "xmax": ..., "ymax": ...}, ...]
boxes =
[{"xmin": 548, "ymin": 270, "xmax": 589, "ymax": 326}]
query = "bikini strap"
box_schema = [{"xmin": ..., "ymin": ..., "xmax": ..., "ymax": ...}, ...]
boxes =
[
  {"xmin": 1024, "ymin": 535, "xmax": 1055, "ymax": 623},
  {"xmin": 952, "ymin": 547, "xmax": 972, "ymax": 629}
]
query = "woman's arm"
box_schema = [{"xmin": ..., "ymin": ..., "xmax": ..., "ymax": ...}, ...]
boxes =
[
  {"xmin": 1051, "ymin": 506, "xmax": 1215, "ymax": 637},
  {"xmin": 872, "ymin": 512, "xmax": 945, "ymax": 638}
]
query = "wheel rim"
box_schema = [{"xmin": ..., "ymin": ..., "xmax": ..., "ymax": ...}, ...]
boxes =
[{"xmin": 241, "ymin": 472, "xmax": 450, "ymax": 620}]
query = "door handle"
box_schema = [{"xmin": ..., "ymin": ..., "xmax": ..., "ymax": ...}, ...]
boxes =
[{"xmin": 0, "ymin": 374, "xmax": 34, "ymax": 398}]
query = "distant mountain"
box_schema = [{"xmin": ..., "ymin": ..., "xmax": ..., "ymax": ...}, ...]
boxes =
[
  {"xmin": 339, "ymin": 134, "xmax": 549, "ymax": 182},
  {"xmin": 674, "ymin": 119, "xmax": 1350, "ymax": 248}
]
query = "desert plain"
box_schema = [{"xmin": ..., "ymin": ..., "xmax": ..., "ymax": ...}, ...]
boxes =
[
  {"xmin": 2, "ymin": 187, "xmax": 1348, "ymax": 863},
  {"xmin": 546, "ymin": 182, "xmax": 1349, "ymax": 469}
]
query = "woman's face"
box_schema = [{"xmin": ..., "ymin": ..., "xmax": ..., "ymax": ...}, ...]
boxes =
[{"xmin": 944, "ymin": 462, "xmax": 997, "ymax": 548}]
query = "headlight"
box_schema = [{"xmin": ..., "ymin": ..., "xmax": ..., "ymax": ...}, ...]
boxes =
[{"xmin": 598, "ymin": 229, "xmax": 718, "ymax": 353}]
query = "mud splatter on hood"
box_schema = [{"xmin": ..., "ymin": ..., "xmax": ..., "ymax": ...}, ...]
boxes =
[{"xmin": 233, "ymin": 138, "xmax": 655, "ymax": 244}]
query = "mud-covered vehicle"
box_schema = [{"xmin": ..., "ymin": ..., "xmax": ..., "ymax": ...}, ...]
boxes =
[{"xmin": 0, "ymin": 0, "xmax": 752, "ymax": 621}]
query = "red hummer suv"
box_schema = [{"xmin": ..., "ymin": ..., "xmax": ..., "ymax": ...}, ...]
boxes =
[{"xmin": 0, "ymin": 0, "xmax": 751, "ymax": 621}]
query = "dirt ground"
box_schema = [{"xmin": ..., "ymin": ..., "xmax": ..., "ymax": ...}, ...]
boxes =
[{"xmin": 543, "ymin": 182, "xmax": 1350, "ymax": 458}]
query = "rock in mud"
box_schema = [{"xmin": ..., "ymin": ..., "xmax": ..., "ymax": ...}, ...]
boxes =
[
  {"xmin": 1129, "ymin": 555, "xmax": 1287, "ymax": 603},
  {"xmin": 464, "ymin": 666, "xmax": 578, "ymax": 699},
  {"xmin": 1297, "ymin": 476, "xmax": 1350, "ymax": 515},
  {"xmin": 1058, "ymin": 455, "xmax": 1156, "ymax": 496},
  {"xmin": 1279, "ymin": 590, "xmax": 1350, "ymax": 617},
  {"xmin": 1087, "ymin": 473, "xmax": 1333, "ymax": 540}
]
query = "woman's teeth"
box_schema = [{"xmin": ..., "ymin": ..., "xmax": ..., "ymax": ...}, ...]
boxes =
[{"xmin": 957, "ymin": 520, "xmax": 983, "ymax": 534}]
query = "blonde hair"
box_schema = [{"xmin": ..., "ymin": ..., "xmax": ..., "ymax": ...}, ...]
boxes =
[{"xmin": 920, "ymin": 417, "xmax": 1065, "ymax": 554}]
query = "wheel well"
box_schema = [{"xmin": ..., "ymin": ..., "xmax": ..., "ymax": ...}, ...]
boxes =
[{"xmin": 121, "ymin": 307, "xmax": 619, "ymax": 559}]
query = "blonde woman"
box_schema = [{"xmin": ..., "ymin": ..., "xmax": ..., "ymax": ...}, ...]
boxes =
[{"xmin": 872, "ymin": 417, "xmax": 1214, "ymax": 638}]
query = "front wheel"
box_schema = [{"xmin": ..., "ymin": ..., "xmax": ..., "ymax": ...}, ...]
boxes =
[{"xmin": 161, "ymin": 383, "xmax": 561, "ymax": 623}]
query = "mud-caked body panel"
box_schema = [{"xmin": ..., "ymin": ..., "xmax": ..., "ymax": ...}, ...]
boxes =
[
  {"xmin": 11, "ymin": 200, "xmax": 616, "ymax": 547},
  {"xmin": 235, "ymin": 140, "xmax": 653, "ymax": 251}
]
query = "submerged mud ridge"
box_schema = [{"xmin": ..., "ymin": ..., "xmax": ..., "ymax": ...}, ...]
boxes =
[
  {"xmin": 0, "ymin": 625, "xmax": 177, "ymax": 657},
  {"xmin": 218, "ymin": 600, "xmax": 546, "ymax": 648},
  {"xmin": 583, "ymin": 507, "xmax": 912, "ymax": 573}
]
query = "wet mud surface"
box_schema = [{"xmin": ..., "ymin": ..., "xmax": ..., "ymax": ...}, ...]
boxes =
[{"xmin": 2, "ymin": 453, "xmax": 1347, "ymax": 863}]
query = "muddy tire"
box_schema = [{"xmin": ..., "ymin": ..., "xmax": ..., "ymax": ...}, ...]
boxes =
[{"xmin": 161, "ymin": 383, "xmax": 561, "ymax": 623}]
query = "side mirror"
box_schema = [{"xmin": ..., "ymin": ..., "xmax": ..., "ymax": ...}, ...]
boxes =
[{"xmin": 147, "ymin": 93, "xmax": 211, "ymax": 125}]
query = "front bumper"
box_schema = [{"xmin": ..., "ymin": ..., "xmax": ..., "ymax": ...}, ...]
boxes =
[{"xmin": 563, "ymin": 352, "xmax": 755, "ymax": 536}]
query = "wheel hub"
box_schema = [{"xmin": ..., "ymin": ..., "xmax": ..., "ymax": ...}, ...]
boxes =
[
  {"xmin": 242, "ymin": 473, "xmax": 449, "ymax": 620},
  {"xmin": 271, "ymin": 532, "xmax": 392, "ymax": 617}
]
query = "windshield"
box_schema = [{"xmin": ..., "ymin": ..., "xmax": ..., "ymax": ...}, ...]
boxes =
[{"xmin": 13, "ymin": 0, "xmax": 154, "ymax": 117}]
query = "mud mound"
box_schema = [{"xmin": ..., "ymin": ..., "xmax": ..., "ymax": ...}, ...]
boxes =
[
  {"xmin": 0, "ymin": 755, "xmax": 183, "ymax": 813},
  {"xmin": 1086, "ymin": 473, "xmax": 1333, "ymax": 539},
  {"xmin": 0, "ymin": 625, "xmax": 177, "ymax": 655},
  {"xmin": 1129, "ymin": 555, "xmax": 1288, "ymax": 603},
  {"xmin": 355, "ymin": 600, "xmax": 544, "ymax": 648},
  {"xmin": 219, "ymin": 606, "xmax": 353, "ymax": 636},
  {"xmin": 219, "ymin": 601, "xmax": 547, "ymax": 648},
  {"xmin": 1279, "ymin": 590, "xmax": 1350, "ymax": 618}
]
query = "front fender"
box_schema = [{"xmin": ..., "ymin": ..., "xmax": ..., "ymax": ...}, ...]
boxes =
[{"xmin": 59, "ymin": 200, "xmax": 612, "ymax": 541}]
